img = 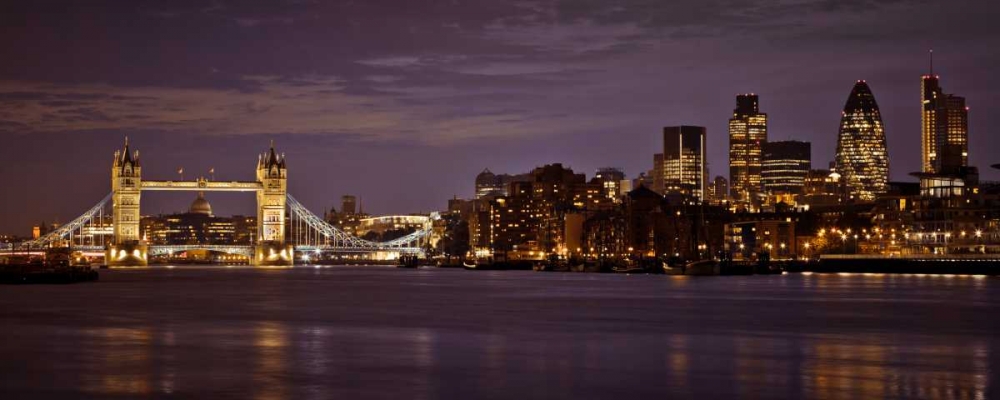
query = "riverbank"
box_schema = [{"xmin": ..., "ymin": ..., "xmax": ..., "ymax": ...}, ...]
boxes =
[
  {"xmin": 810, "ymin": 254, "xmax": 1000, "ymax": 275},
  {"xmin": 0, "ymin": 265, "xmax": 99, "ymax": 284}
]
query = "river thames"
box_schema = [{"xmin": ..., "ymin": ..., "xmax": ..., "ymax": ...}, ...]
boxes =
[{"xmin": 1, "ymin": 266, "xmax": 997, "ymax": 399}]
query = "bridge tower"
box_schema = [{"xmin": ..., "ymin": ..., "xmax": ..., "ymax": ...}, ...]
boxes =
[
  {"xmin": 107, "ymin": 137, "xmax": 148, "ymax": 266},
  {"xmin": 254, "ymin": 143, "xmax": 293, "ymax": 266}
]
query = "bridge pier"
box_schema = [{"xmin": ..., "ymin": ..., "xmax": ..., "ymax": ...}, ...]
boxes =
[
  {"xmin": 106, "ymin": 242, "xmax": 148, "ymax": 267},
  {"xmin": 253, "ymin": 241, "xmax": 294, "ymax": 267}
]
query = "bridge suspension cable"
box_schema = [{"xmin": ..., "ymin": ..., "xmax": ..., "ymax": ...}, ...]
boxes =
[
  {"xmin": 19, "ymin": 193, "xmax": 113, "ymax": 250},
  {"xmin": 285, "ymin": 194, "xmax": 432, "ymax": 253}
]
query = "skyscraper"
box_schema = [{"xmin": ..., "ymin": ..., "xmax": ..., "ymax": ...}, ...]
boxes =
[
  {"xmin": 663, "ymin": 126, "xmax": 706, "ymax": 201},
  {"xmin": 835, "ymin": 80, "xmax": 889, "ymax": 202},
  {"xmin": 728, "ymin": 94, "xmax": 767, "ymax": 204},
  {"xmin": 921, "ymin": 53, "xmax": 968, "ymax": 174},
  {"xmin": 762, "ymin": 140, "xmax": 811, "ymax": 195}
]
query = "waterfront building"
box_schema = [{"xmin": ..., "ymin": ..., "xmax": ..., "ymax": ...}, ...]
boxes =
[
  {"xmin": 486, "ymin": 164, "xmax": 611, "ymax": 260},
  {"xmin": 467, "ymin": 198, "xmax": 493, "ymax": 257},
  {"xmin": 922, "ymin": 55, "xmax": 969, "ymax": 174},
  {"xmin": 580, "ymin": 185, "xmax": 728, "ymax": 261},
  {"xmin": 899, "ymin": 175, "xmax": 1000, "ymax": 255},
  {"xmin": 663, "ymin": 126, "xmax": 707, "ymax": 201},
  {"xmin": 762, "ymin": 140, "xmax": 811, "ymax": 201},
  {"xmin": 835, "ymin": 80, "xmax": 889, "ymax": 202},
  {"xmin": 725, "ymin": 219, "xmax": 797, "ymax": 259},
  {"xmin": 729, "ymin": 94, "xmax": 768, "ymax": 205}
]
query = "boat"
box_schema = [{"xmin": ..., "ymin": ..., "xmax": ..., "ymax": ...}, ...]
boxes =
[
  {"xmin": 463, "ymin": 257, "xmax": 492, "ymax": 270},
  {"xmin": 612, "ymin": 265, "xmax": 645, "ymax": 273},
  {"xmin": 611, "ymin": 259, "xmax": 645, "ymax": 273},
  {"xmin": 662, "ymin": 261, "xmax": 685, "ymax": 275},
  {"xmin": 662, "ymin": 259, "xmax": 720, "ymax": 276},
  {"xmin": 683, "ymin": 259, "xmax": 720, "ymax": 276}
]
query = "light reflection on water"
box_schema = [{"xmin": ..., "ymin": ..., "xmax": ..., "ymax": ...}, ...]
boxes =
[
  {"xmin": 80, "ymin": 327, "xmax": 153, "ymax": 396},
  {"xmin": 0, "ymin": 266, "xmax": 996, "ymax": 399},
  {"xmin": 254, "ymin": 321, "xmax": 289, "ymax": 400}
]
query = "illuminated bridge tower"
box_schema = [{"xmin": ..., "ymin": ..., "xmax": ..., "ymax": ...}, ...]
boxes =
[
  {"xmin": 254, "ymin": 143, "xmax": 293, "ymax": 266},
  {"xmin": 107, "ymin": 138, "xmax": 148, "ymax": 267}
]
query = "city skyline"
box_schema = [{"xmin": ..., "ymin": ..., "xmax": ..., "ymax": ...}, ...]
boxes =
[{"xmin": 2, "ymin": 1, "xmax": 999, "ymax": 234}]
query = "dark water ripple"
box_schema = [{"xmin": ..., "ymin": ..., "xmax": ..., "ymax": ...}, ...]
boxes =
[{"xmin": 1, "ymin": 266, "xmax": 998, "ymax": 399}]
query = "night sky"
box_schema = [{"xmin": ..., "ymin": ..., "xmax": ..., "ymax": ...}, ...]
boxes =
[{"xmin": 1, "ymin": 0, "xmax": 998, "ymax": 235}]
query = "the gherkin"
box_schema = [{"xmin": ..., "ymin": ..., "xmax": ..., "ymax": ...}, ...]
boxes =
[{"xmin": 835, "ymin": 80, "xmax": 889, "ymax": 202}]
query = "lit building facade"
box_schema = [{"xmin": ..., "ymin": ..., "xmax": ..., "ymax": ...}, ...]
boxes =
[
  {"xmin": 486, "ymin": 164, "xmax": 611, "ymax": 259},
  {"xmin": 762, "ymin": 140, "xmax": 811, "ymax": 197},
  {"xmin": 724, "ymin": 219, "xmax": 797, "ymax": 259},
  {"xmin": 663, "ymin": 126, "xmax": 706, "ymax": 201},
  {"xmin": 728, "ymin": 94, "xmax": 768, "ymax": 204},
  {"xmin": 594, "ymin": 167, "xmax": 626, "ymax": 202},
  {"xmin": 921, "ymin": 67, "xmax": 968, "ymax": 174},
  {"xmin": 835, "ymin": 80, "xmax": 889, "ymax": 202}
]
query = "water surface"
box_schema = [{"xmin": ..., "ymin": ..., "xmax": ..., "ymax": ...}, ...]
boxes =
[{"xmin": 1, "ymin": 266, "xmax": 998, "ymax": 399}]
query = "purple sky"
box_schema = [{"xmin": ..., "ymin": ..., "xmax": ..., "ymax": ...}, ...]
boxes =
[{"xmin": 1, "ymin": 0, "xmax": 998, "ymax": 235}]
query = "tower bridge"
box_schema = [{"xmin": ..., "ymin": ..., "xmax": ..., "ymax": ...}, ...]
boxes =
[{"xmin": 12, "ymin": 139, "xmax": 435, "ymax": 267}]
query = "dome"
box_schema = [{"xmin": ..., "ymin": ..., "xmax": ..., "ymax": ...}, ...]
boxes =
[
  {"xmin": 475, "ymin": 168, "xmax": 496, "ymax": 185},
  {"xmin": 189, "ymin": 192, "xmax": 213, "ymax": 216}
]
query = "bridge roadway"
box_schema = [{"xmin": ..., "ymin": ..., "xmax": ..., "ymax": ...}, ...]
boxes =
[
  {"xmin": 148, "ymin": 245, "xmax": 423, "ymax": 257},
  {"xmin": 2, "ymin": 244, "xmax": 423, "ymax": 261}
]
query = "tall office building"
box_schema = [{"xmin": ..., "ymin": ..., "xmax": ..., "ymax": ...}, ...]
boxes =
[
  {"xmin": 728, "ymin": 94, "xmax": 768, "ymax": 203},
  {"xmin": 921, "ymin": 54, "xmax": 968, "ymax": 174},
  {"xmin": 835, "ymin": 80, "xmax": 889, "ymax": 202},
  {"xmin": 762, "ymin": 140, "xmax": 811, "ymax": 195},
  {"xmin": 662, "ymin": 126, "xmax": 706, "ymax": 201}
]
